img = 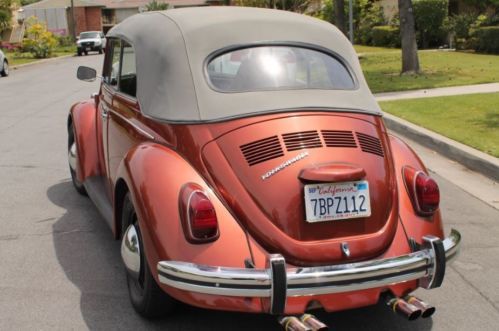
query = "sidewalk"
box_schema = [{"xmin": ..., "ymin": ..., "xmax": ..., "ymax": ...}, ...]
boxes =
[
  {"xmin": 374, "ymin": 83, "xmax": 499, "ymax": 182},
  {"xmin": 375, "ymin": 82, "xmax": 499, "ymax": 102}
]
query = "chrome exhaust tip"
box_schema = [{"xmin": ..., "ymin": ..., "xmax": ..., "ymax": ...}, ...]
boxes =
[
  {"xmin": 406, "ymin": 296, "xmax": 436, "ymax": 318},
  {"xmin": 300, "ymin": 314, "xmax": 328, "ymax": 330},
  {"xmin": 388, "ymin": 298, "xmax": 422, "ymax": 321},
  {"xmin": 278, "ymin": 316, "xmax": 312, "ymax": 331},
  {"xmin": 121, "ymin": 224, "xmax": 141, "ymax": 280}
]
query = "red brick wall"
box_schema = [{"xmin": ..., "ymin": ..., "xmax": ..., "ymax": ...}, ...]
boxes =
[
  {"xmin": 72, "ymin": 7, "xmax": 102, "ymax": 35},
  {"xmin": 85, "ymin": 7, "xmax": 102, "ymax": 32},
  {"xmin": 74, "ymin": 7, "xmax": 87, "ymax": 35}
]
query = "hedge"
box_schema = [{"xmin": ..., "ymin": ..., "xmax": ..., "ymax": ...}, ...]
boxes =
[
  {"xmin": 471, "ymin": 26, "xmax": 499, "ymax": 54},
  {"xmin": 413, "ymin": 0, "xmax": 448, "ymax": 48},
  {"xmin": 371, "ymin": 26, "xmax": 401, "ymax": 48}
]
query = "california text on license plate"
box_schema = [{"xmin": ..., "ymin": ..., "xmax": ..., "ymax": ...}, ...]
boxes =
[{"xmin": 304, "ymin": 180, "xmax": 371, "ymax": 223}]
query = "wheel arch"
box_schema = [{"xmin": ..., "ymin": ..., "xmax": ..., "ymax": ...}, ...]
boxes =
[{"xmin": 68, "ymin": 100, "xmax": 103, "ymax": 182}]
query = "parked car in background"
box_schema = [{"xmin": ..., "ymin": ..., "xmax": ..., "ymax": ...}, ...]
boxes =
[
  {"xmin": 76, "ymin": 31, "xmax": 106, "ymax": 56},
  {"xmin": 70, "ymin": 7, "xmax": 461, "ymax": 329},
  {"xmin": 0, "ymin": 49, "xmax": 8, "ymax": 77}
]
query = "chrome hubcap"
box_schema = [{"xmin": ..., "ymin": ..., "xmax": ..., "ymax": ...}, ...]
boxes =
[
  {"xmin": 68, "ymin": 142, "xmax": 77, "ymax": 172},
  {"xmin": 121, "ymin": 224, "xmax": 141, "ymax": 280}
]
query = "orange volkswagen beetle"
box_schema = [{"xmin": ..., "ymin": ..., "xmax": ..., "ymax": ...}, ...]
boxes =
[{"xmin": 69, "ymin": 7, "xmax": 460, "ymax": 330}]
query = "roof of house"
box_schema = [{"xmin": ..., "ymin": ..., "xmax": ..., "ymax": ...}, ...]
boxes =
[
  {"xmin": 97, "ymin": 0, "xmax": 207, "ymax": 9},
  {"xmin": 23, "ymin": 0, "xmax": 104, "ymax": 9},
  {"xmin": 107, "ymin": 7, "xmax": 380, "ymax": 122}
]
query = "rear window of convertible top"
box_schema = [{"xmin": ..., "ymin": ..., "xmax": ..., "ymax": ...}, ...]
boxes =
[{"xmin": 206, "ymin": 46, "xmax": 355, "ymax": 93}]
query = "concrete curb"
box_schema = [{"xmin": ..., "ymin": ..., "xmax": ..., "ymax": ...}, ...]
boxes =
[
  {"xmin": 11, "ymin": 54, "xmax": 74, "ymax": 70},
  {"xmin": 383, "ymin": 112, "xmax": 499, "ymax": 182}
]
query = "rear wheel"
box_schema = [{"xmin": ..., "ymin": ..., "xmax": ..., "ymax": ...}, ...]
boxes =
[
  {"xmin": 68, "ymin": 123, "xmax": 87, "ymax": 195},
  {"xmin": 121, "ymin": 193, "xmax": 175, "ymax": 318},
  {"xmin": 1, "ymin": 60, "xmax": 8, "ymax": 77}
]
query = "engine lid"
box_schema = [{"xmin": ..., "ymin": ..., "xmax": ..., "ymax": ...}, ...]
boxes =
[{"xmin": 202, "ymin": 113, "xmax": 399, "ymax": 265}]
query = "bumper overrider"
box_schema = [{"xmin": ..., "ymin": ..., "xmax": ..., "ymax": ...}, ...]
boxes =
[{"xmin": 157, "ymin": 229, "xmax": 461, "ymax": 315}]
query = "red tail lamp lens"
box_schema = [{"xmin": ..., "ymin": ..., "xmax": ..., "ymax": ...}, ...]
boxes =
[
  {"xmin": 188, "ymin": 191, "xmax": 219, "ymax": 241},
  {"xmin": 415, "ymin": 173, "xmax": 440, "ymax": 214},
  {"xmin": 403, "ymin": 166, "xmax": 440, "ymax": 216}
]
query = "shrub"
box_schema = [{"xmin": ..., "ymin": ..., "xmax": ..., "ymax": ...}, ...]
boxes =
[
  {"xmin": 22, "ymin": 18, "xmax": 58, "ymax": 58},
  {"xmin": 56, "ymin": 35, "xmax": 74, "ymax": 47},
  {"xmin": 413, "ymin": 0, "xmax": 449, "ymax": 48},
  {"xmin": 356, "ymin": 2, "xmax": 385, "ymax": 45},
  {"xmin": 372, "ymin": 25, "xmax": 401, "ymax": 47},
  {"xmin": 471, "ymin": 26, "xmax": 499, "ymax": 54}
]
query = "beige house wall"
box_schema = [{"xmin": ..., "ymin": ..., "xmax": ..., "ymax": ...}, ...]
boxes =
[{"xmin": 378, "ymin": 0, "xmax": 398, "ymax": 22}]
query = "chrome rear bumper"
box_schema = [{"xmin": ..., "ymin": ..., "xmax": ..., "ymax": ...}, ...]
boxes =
[{"xmin": 158, "ymin": 229, "xmax": 460, "ymax": 314}]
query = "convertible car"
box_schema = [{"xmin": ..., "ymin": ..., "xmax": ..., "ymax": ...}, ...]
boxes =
[{"xmin": 70, "ymin": 7, "xmax": 461, "ymax": 330}]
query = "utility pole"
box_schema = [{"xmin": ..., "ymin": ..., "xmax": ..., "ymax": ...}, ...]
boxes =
[
  {"xmin": 349, "ymin": 0, "xmax": 354, "ymax": 43},
  {"xmin": 70, "ymin": 0, "xmax": 76, "ymax": 41}
]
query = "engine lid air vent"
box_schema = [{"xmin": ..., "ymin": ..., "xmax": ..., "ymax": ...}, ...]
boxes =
[
  {"xmin": 240, "ymin": 135, "xmax": 284, "ymax": 166},
  {"xmin": 321, "ymin": 130, "xmax": 357, "ymax": 148},
  {"xmin": 282, "ymin": 130, "xmax": 322, "ymax": 152},
  {"xmin": 356, "ymin": 132, "xmax": 384, "ymax": 157}
]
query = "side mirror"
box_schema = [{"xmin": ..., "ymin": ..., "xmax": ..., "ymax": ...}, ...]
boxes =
[{"xmin": 77, "ymin": 66, "xmax": 97, "ymax": 82}]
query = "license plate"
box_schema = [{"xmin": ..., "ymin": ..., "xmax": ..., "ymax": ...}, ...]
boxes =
[
  {"xmin": 304, "ymin": 181, "xmax": 371, "ymax": 223},
  {"xmin": 85, "ymin": 47, "xmax": 91, "ymax": 51}
]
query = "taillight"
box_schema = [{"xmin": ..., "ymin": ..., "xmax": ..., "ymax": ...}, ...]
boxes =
[
  {"xmin": 179, "ymin": 184, "xmax": 219, "ymax": 243},
  {"xmin": 403, "ymin": 166, "xmax": 440, "ymax": 216}
]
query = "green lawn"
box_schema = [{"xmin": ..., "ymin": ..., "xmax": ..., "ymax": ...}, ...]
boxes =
[
  {"xmin": 380, "ymin": 93, "xmax": 499, "ymax": 157},
  {"xmin": 4, "ymin": 46, "xmax": 76, "ymax": 67},
  {"xmin": 354, "ymin": 46, "xmax": 499, "ymax": 93}
]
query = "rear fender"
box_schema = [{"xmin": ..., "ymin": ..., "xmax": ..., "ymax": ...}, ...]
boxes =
[
  {"xmin": 389, "ymin": 134, "xmax": 444, "ymax": 242},
  {"xmin": 115, "ymin": 143, "xmax": 252, "ymax": 285},
  {"xmin": 69, "ymin": 100, "xmax": 103, "ymax": 181}
]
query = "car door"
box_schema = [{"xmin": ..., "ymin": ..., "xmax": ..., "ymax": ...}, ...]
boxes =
[
  {"xmin": 99, "ymin": 38, "xmax": 121, "ymax": 197},
  {"xmin": 105, "ymin": 40, "xmax": 144, "ymax": 189}
]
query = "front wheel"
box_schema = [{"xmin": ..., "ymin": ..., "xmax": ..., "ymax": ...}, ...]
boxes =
[
  {"xmin": 98, "ymin": 47, "xmax": 103, "ymax": 54},
  {"xmin": 68, "ymin": 123, "xmax": 87, "ymax": 195},
  {"xmin": 121, "ymin": 193, "xmax": 175, "ymax": 318},
  {"xmin": 1, "ymin": 60, "xmax": 8, "ymax": 77}
]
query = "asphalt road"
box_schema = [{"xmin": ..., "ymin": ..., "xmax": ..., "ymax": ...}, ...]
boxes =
[{"xmin": 1, "ymin": 54, "xmax": 498, "ymax": 330}]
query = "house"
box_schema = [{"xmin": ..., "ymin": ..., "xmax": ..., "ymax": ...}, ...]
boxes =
[
  {"xmin": 20, "ymin": 0, "xmax": 215, "ymax": 37},
  {"xmin": 98, "ymin": 0, "xmax": 211, "ymax": 33},
  {"xmin": 22, "ymin": 0, "xmax": 104, "ymax": 37}
]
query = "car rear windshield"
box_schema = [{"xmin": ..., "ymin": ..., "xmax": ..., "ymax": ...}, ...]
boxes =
[
  {"xmin": 80, "ymin": 32, "xmax": 99, "ymax": 39},
  {"xmin": 206, "ymin": 46, "xmax": 355, "ymax": 92}
]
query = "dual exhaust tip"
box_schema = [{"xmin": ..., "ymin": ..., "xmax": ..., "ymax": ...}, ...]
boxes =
[
  {"xmin": 388, "ymin": 296, "xmax": 436, "ymax": 321},
  {"xmin": 278, "ymin": 314, "xmax": 328, "ymax": 331},
  {"xmin": 278, "ymin": 296, "xmax": 434, "ymax": 330}
]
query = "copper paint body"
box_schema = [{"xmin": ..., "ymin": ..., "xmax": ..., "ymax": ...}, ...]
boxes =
[{"xmin": 69, "ymin": 75, "xmax": 445, "ymax": 315}]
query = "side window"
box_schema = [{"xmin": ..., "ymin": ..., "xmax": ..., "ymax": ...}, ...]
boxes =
[
  {"xmin": 102, "ymin": 39, "xmax": 121, "ymax": 87},
  {"xmin": 109, "ymin": 41, "xmax": 121, "ymax": 87},
  {"xmin": 119, "ymin": 42, "xmax": 137, "ymax": 98}
]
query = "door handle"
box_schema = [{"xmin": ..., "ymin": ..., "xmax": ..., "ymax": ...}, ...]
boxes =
[{"xmin": 101, "ymin": 105, "xmax": 110, "ymax": 119}]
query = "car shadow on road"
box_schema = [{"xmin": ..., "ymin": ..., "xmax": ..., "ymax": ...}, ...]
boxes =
[{"xmin": 48, "ymin": 180, "xmax": 433, "ymax": 331}]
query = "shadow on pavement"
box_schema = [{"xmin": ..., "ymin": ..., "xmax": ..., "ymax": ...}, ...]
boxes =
[{"xmin": 48, "ymin": 180, "xmax": 433, "ymax": 330}]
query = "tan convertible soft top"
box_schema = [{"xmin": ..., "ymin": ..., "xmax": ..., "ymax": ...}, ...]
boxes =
[{"xmin": 107, "ymin": 7, "xmax": 381, "ymax": 122}]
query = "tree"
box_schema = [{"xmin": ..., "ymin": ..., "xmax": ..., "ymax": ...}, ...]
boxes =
[
  {"xmin": 398, "ymin": 0, "xmax": 420, "ymax": 73},
  {"xmin": 145, "ymin": 0, "xmax": 170, "ymax": 11},
  {"xmin": 0, "ymin": 0, "xmax": 13, "ymax": 32},
  {"xmin": 334, "ymin": 0, "xmax": 346, "ymax": 34}
]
